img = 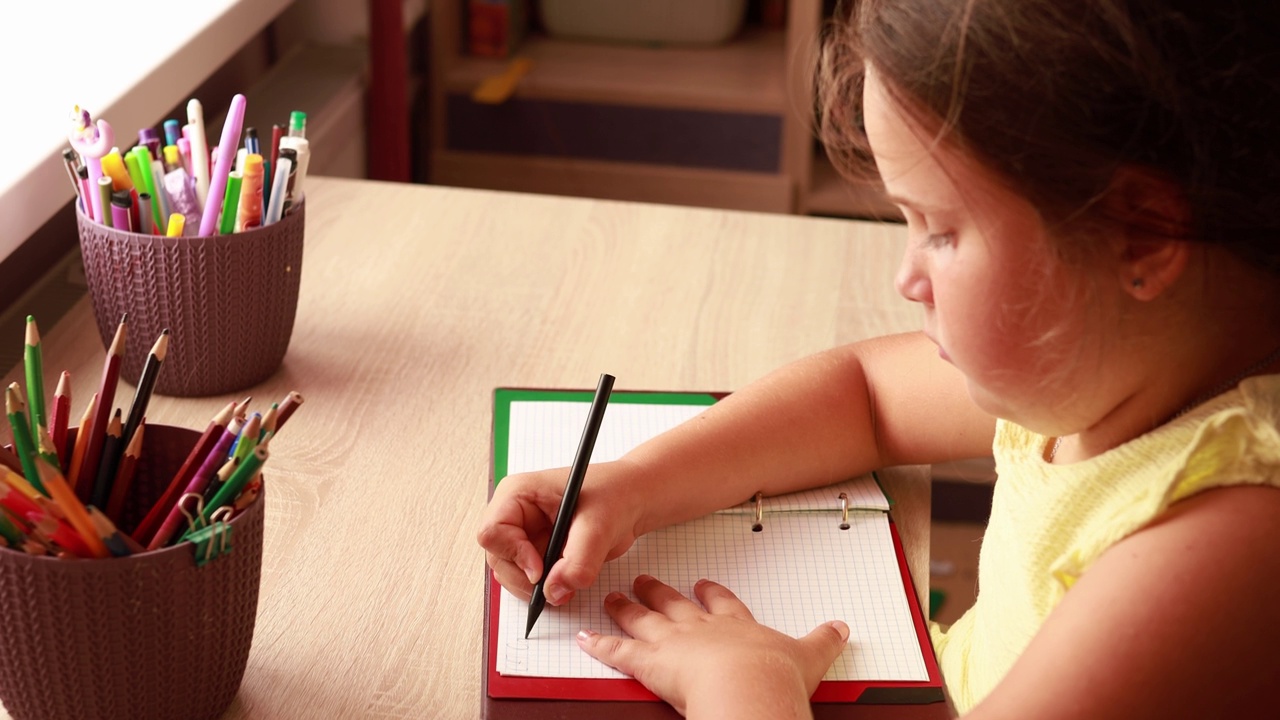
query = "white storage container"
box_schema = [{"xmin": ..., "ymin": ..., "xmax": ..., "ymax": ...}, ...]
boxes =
[{"xmin": 540, "ymin": 0, "xmax": 748, "ymax": 46}]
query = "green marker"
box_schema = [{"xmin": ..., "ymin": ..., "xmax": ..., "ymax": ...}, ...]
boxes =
[
  {"xmin": 219, "ymin": 171, "xmax": 243, "ymax": 235},
  {"xmin": 130, "ymin": 146, "xmax": 163, "ymax": 228},
  {"xmin": 288, "ymin": 110, "xmax": 306, "ymax": 139}
]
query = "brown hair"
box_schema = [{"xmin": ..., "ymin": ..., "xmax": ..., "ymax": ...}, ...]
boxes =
[{"xmin": 818, "ymin": 0, "xmax": 1280, "ymax": 274}]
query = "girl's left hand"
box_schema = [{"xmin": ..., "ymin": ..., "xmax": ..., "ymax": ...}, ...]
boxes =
[{"xmin": 576, "ymin": 575, "xmax": 850, "ymax": 719}]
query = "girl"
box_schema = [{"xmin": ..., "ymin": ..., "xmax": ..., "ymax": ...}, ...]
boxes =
[{"xmin": 478, "ymin": 1, "xmax": 1280, "ymax": 717}]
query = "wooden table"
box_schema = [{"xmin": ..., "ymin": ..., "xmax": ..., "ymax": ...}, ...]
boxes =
[{"xmin": 1, "ymin": 177, "xmax": 924, "ymax": 718}]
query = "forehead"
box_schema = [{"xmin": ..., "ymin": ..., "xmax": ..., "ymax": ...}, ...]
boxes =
[
  {"xmin": 862, "ymin": 67, "xmax": 1049, "ymax": 236},
  {"xmin": 861, "ymin": 67, "xmax": 970, "ymax": 211}
]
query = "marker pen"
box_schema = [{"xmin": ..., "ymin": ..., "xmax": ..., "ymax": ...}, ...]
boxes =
[
  {"xmin": 187, "ymin": 100, "xmax": 211, "ymax": 209},
  {"xmin": 163, "ymin": 119, "xmax": 181, "ymax": 147},
  {"xmin": 97, "ymin": 177, "xmax": 114, "ymax": 228},
  {"xmin": 278, "ymin": 136, "xmax": 310, "ymax": 204},
  {"xmin": 111, "ymin": 191, "xmax": 132, "ymax": 232}
]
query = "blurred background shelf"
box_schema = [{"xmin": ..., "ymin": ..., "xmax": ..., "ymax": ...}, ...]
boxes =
[{"xmin": 427, "ymin": 0, "xmax": 898, "ymax": 219}]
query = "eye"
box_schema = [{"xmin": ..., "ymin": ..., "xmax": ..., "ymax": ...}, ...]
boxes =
[{"xmin": 924, "ymin": 231, "xmax": 956, "ymax": 248}]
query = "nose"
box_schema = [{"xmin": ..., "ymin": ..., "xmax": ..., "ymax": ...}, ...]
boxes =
[{"xmin": 894, "ymin": 240, "xmax": 932, "ymax": 305}]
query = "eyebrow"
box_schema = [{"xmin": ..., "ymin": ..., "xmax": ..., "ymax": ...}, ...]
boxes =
[
  {"xmin": 883, "ymin": 191, "xmax": 946, "ymax": 216},
  {"xmin": 884, "ymin": 192, "xmax": 924, "ymax": 212}
]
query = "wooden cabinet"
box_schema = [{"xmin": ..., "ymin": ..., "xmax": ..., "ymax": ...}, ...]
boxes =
[{"xmin": 427, "ymin": 0, "xmax": 898, "ymax": 218}]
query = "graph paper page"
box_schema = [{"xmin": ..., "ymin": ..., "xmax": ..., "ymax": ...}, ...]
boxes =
[{"xmin": 496, "ymin": 399, "xmax": 925, "ymax": 681}]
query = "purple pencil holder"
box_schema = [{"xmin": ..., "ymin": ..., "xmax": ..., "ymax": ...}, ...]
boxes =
[
  {"xmin": 76, "ymin": 200, "xmax": 305, "ymax": 397},
  {"xmin": 0, "ymin": 424, "xmax": 265, "ymax": 720}
]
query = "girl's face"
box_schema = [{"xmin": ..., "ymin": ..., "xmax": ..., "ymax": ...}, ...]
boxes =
[{"xmin": 863, "ymin": 68, "xmax": 1096, "ymax": 431}]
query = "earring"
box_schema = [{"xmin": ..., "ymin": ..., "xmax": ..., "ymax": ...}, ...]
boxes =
[{"xmin": 1131, "ymin": 278, "xmax": 1145, "ymax": 289}]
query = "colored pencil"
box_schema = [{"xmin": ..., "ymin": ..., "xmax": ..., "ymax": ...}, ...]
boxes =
[
  {"xmin": 33, "ymin": 412, "xmax": 60, "ymax": 475},
  {"xmin": 89, "ymin": 408, "xmax": 123, "ymax": 508},
  {"xmin": 1, "ymin": 465, "xmax": 42, "ymax": 501},
  {"xmin": 192, "ymin": 445, "xmax": 267, "ymax": 531},
  {"xmin": 275, "ymin": 390, "xmax": 305, "ymax": 430},
  {"xmin": 50, "ymin": 371, "xmax": 71, "ymax": 469},
  {"xmin": 258, "ymin": 402, "xmax": 279, "ymax": 442},
  {"xmin": 231, "ymin": 413, "xmax": 261, "ymax": 464},
  {"xmin": 121, "ymin": 328, "xmax": 168, "ymax": 449},
  {"xmin": 67, "ymin": 392, "xmax": 97, "ymax": 501},
  {"xmin": 76, "ymin": 314, "xmax": 127, "ymax": 500},
  {"xmin": 105, "ymin": 419, "xmax": 144, "ymax": 524},
  {"xmin": 25, "ymin": 502, "xmax": 94, "ymax": 558},
  {"xmin": 135, "ymin": 401, "xmax": 235, "ymax": 548},
  {"xmin": 5, "ymin": 384, "xmax": 43, "ymax": 495},
  {"xmin": 87, "ymin": 507, "xmax": 143, "ymax": 556},
  {"xmin": 0, "ymin": 443, "xmax": 24, "ymax": 476},
  {"xmin": 0, "ymin": 474, "xmax": 44, "ymax": 519},
  {"xmin": 201, "ymin": 456, "xmax": 240, "ymax": 517},
  {"xmin": 35, "ymin": 458, "xmax": 109, "ymax": 558},
  {"xmin": 24, "ymin": 316, "xmax": 48, "ymax": 442},
  {"xmin": 233, "ymin": 396, "xmax": 252, "ymax": 421}
]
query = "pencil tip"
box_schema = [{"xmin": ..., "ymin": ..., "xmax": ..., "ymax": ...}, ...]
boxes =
[{"xmin": 526, "ymin": 585, "xmax": 546, "ymax": 639}]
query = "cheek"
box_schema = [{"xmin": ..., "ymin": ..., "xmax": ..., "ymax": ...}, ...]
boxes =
[{"xmin": 936, "ymin": 262, "xmax": 1053, "ymax": 387}]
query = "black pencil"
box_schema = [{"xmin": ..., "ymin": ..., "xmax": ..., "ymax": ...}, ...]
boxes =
[
  {"xmin": 525, "ymin": 372, "xmax": 615, "ymax": 639},
  {"xmin": 89, "ymin": 409, "xmax": 123, "ymax": 508},
  {"xmin": 121, "ymin": 328, "xmax": 169, "ymax": 449}
]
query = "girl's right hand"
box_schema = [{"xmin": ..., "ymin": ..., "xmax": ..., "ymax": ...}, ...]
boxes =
[{"xmin": 478, "ymin": 459, "xmax": 646, "ymax": 606}]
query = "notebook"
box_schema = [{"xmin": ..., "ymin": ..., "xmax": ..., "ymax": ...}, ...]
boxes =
[{"xmin": 484, "ymin": 388, "xmax": 947, "ymax": 719}]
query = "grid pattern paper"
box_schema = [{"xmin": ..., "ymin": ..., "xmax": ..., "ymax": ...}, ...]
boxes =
[{"xmin": 496, "ymin": 399, "xmax": 926, "ymax": 682}]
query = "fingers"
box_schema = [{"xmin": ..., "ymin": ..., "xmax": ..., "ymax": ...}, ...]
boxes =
[
  {"xmin": 543, "ymin": 521, "xmax": 620, "ymax": 605},
  {"xmin": 602, "ymin": 589, "xmax": 676, "ymax": 640},
  {"xmin": 633, "ymin": 575, "xmax": 705, "ymax": 622},
  {"xmin": 797, "ymin": 620, "xmax": 851, "ymax": 687},
  {"xmin": 486, "ymin": 552, "xmax": 534, "ymax": 601},
  {"xmin": 692, "ymin": 578, "xmax": 755, "ymax": 620},
  {"xmin": 575, "ymin": 629, "xmax": 652, "ymax": 680},
  {"xmin": 477, "ymin": 519, "xmax": 544, "ymax": 584}
]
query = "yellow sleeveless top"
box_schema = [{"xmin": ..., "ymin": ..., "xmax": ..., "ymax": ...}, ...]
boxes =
[{"xmin": 929, "ymin": 374, "xmax": 1280, "ymax": 714}]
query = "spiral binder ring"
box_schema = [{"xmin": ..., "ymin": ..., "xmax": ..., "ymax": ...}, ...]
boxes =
[
  {"xmin": 838, "ymin": 492, "xmax": 850, "ymax": 530},
  {"xmin": 751, "ymin": 492, "xmax": 764, "ymax": 532}
]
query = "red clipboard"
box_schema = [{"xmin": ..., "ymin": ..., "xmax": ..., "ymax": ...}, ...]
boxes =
[
  {"xmin": 483, "ymin": 387, "xmax": 950, "ymax": 718},
  {"xmin": 483, "ymin": 519, "xmax": 947, "ymax": 718}
]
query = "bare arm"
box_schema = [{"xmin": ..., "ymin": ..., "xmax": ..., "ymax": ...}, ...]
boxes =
[
  {"xmin": 480, "ymin": 330, "xmax": 994, "ymax": 603},
  {"xmin": 968, "ymin": 484, "xmax": 1280, "ymax": 720},
  {"xmin": 625, "ymin": 331, "xmax": 996, "ymax": 534}
]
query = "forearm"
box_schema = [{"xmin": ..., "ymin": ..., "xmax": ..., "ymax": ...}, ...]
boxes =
[
  {"xmin": 623, "ymin": 341, "xmax": 883, "ymax": 535},
  {"xmin": 623, "ymin": 331, "xmax": 993, "ymax": 536}
]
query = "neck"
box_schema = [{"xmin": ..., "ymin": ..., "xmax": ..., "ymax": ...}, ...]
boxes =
[
  {"xmin": 1050, "ymin": 249, "xmax": 1280, "ymax": 465},
  {"xmin": 1053, "ymin": 341, "xmax": 1280, "ymax": 464}
]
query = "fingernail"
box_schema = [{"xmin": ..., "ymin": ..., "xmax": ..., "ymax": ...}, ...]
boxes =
[
  {"xmin": 576, "ymin": 629, "xmax": 597, "ymax": 644},
  {"xmin": 604, "ymin": 591, "xmax": 626, "ymax": 604},
  {"xmin": 523, "ymin": 565, "xmax": 539, "ymax": 584},
  {"xmin": 636, "ymin": 574, "xmax": 654, "ymax": 583},
  {"xmin": 833, "ymin": 621, "xmax": 850, "ymax": 642},
  {"xmin": 546, "ymin": 584, "xmax": 567, "ymax": 604}
]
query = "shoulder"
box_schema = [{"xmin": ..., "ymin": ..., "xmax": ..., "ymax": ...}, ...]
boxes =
[{"xmin": 970, "ymin": 483, "xmax": 1280, "ymax": 720}]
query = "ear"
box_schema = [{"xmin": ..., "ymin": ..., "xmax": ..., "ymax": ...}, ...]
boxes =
[{"xmin": 1104, "ymin": 167, "xmax": 1192, "ymax": 301}]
